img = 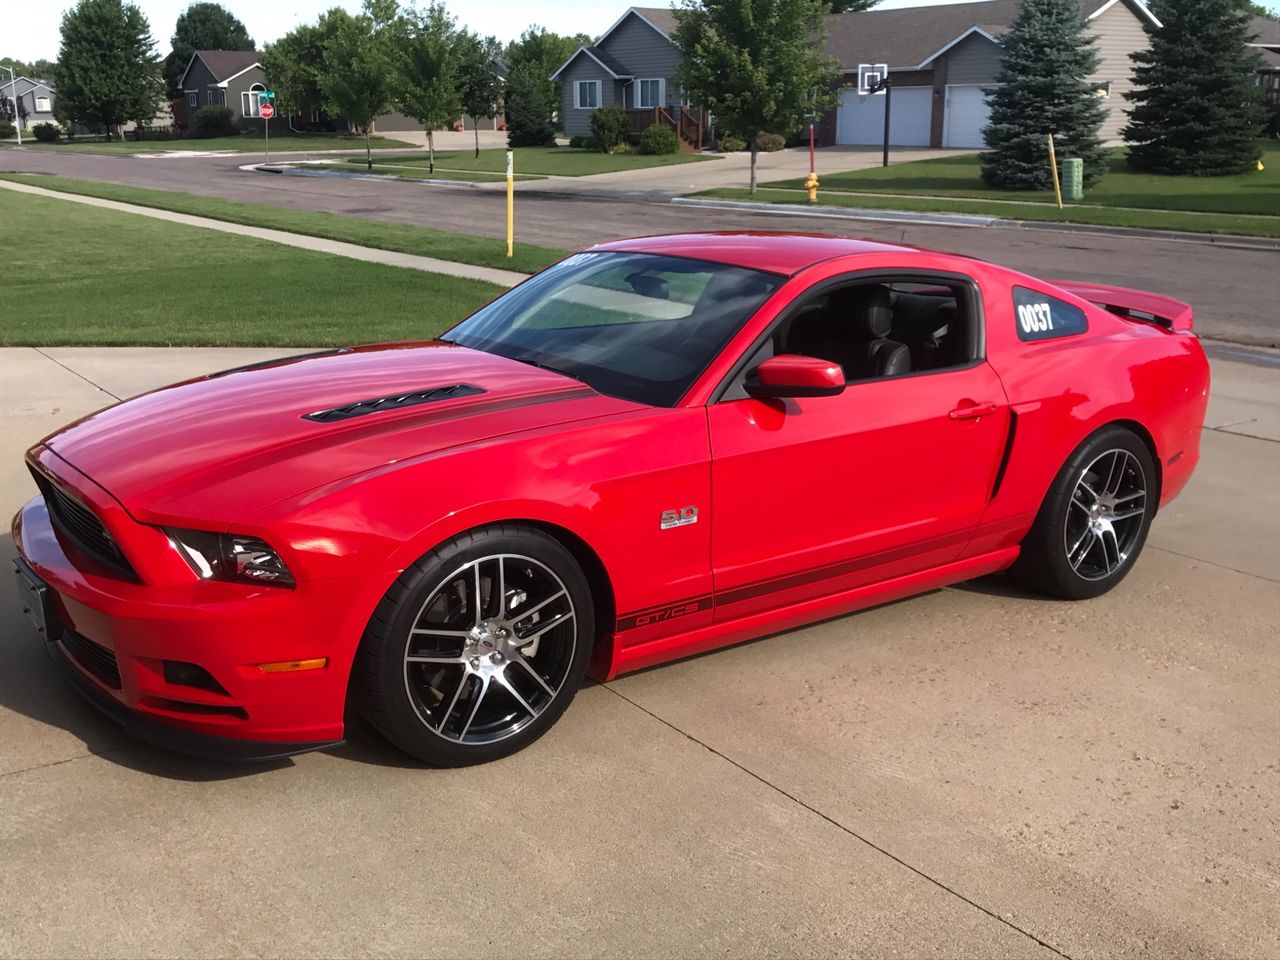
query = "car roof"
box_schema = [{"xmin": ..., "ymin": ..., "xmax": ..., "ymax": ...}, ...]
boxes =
[{"xmin": 590, "ymin": 232, "xmax": 923, "ymax": 276}]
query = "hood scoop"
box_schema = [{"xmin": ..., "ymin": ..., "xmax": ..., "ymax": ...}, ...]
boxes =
[{"xmin": 303, "ymin": 383, "xmax": 485, "ymax": 423}]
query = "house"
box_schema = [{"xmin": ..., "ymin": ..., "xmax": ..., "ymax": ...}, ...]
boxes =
[
  {"xmin": 176, "ymin": 50, "xmax": 269, "ymax": 128},
  {"xmin": 819, "ymin": 0, "xmax": 1159, "ymax": 148},
  {"xmin": 1248, "ymin": 15, "xmax": 1280, "ymax": 109},
  {"xmin": 549, "ymin": 7, "xmax": 707, "ymax": 148},
  {"xmin": 1, "ymin": 76, "xmax": 57, "ymax": 131}
]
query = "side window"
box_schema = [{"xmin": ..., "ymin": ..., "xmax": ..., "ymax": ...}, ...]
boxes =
[{"xmin": 1013, "ymin": 286, "xmax": 1088, "ymax": 341}]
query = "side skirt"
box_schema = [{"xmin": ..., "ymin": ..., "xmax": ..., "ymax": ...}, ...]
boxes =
[{"xmin": 602, "ymin": 546, "xmax": 1020, "ymax": 679}]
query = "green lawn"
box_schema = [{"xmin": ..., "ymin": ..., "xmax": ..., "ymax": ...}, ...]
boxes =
[
  {"xmin": 0, "ymin": 132, "xmax": 418, "ymax": 154},
  {"xmin": 315, "ymin": 159, "xmax": 542, "ymax": 182},
  {"xmin": 0, "ymin": 174, "xmax": 567, "ymax": 274},
  {"xmin": 368, "ymin": 146, "xmax": 715, "ymax": 176},
  {"xmin": 0, "ymin": 187, "xmax": 503, "ymax": 346},
  {"xmin": 694, "ymin": 187, "xmax": 1280, "ymax": 237},
  {"xmin": 766, "ymin": 145, "xmax": 1280, "ymax": 216}
]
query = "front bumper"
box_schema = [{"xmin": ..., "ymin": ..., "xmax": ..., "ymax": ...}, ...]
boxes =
[{"xmin": 13, "ymin": 490, "xmax": 356, "ymax": 761}]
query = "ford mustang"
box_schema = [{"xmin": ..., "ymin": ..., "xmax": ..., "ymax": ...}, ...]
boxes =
[{"xmin": 12, "ymin": 233, "xmax": 1209, "ymax": 765}]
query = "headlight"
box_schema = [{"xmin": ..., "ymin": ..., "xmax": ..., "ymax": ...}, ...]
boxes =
[{"xmin": 167, "ymin": 529, "xmax": 296, "ymax": 588}]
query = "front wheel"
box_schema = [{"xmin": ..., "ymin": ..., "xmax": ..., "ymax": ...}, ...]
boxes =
[
  {"xmin": 355, "ymin": 524, "xmax": 594, "ymax": 766},
  {"xmin": 1013, "ymin": 426, "xmax": 1158, "ymax": 600}
]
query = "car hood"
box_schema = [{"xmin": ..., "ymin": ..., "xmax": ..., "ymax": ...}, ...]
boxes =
[{"xmin": 43, "ymin": 342, "xmax": 637, "ymax": 524}]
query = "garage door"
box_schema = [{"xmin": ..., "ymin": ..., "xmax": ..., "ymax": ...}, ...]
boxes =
[
  {"xmin": 836, "ymin": 86, "xmax": 932, "ymax": 146},
  {"xmin": 943, "ymin": 85, "xmax": 992, "ymax": 148}
]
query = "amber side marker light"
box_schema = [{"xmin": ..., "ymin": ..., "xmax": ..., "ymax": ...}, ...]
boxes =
[{"xmin": 258, "ymin": 658, "xmax": 328, "ymax": 673}]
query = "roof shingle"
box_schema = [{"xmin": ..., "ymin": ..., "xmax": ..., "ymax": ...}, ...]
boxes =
[{"xmin": 192, "ymin": 50, "xmax": 260, "ymax": 83}]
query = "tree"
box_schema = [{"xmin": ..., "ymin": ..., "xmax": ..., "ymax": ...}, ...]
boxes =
[
  {"xmin": 456, "ymin": 33, "xmax": 503, "ymax": 157},
  {"xmin": 505, "ymin": 26, "xmax": 591, "ymax": 112},
  {"xmin": 391, "ymin": 2, "xmax": 462, "ymax": 172},
  {"xmin": 675, "ymin": 0, "xmax": 842, "ymax": 192},
  {"xmin": 262, "ymin": 9, "xmax": 351, "ymax": 118},
  {"xmin": 1, "ymin": 92, "xmax": 29, "ymax": 127},
  {"xmin": 1123, "ymin": 0, "xmax": 1266, "ymax": 175},
  {"xmin": 1, "ymin": 57, "xmax": 58, "ymax": 79},
  {"xmin": 320, "ymin": 11, "xmax": 394, "ymax": 170},
  {"xmin": 826, "ymin": 0, "xmax": 877, "ymax": 12},
  {"xmin": 162, "ymin": 2, "xmax": 253, "ymax": 98},
  {"xmin": 980, "ymin": 0, "xmax": 1109, "ymax": 190},
  {"xmin": 55, "ymin": 0, "xmax": 165, "ymax": 139},
  {"xmin": 504, "ymin": 59, "xmax": 556, "ymax": 147}
]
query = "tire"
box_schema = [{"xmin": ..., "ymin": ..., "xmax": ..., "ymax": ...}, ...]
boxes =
[
  {"xmin": 355, "ymin": 523, "xmax": 594, "ymax": 766},
  {"xmin": 1013, "ymin": 425, "xmax": 1158, "ymax": 600}
]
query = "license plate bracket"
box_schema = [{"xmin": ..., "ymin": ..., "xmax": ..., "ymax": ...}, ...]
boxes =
[{"xmin": 13, "ymin": 560, "xmax": 57, "ymax": 641}]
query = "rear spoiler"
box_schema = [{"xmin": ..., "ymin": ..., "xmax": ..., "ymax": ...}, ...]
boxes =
[{"xmin": 1051, "ymin": 280, "xmax": 1194, "ymax": 332}]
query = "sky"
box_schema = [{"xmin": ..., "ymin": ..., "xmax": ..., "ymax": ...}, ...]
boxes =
[{"xmin": 6, "ymin": 0, "xmax": 1280, "ymax": 61}]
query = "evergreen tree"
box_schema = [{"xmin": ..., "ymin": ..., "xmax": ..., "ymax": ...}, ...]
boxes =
[
  {"xmin": 980, "ymin": 0, "xmax": 1108, "ymax": 189},
  {"xmin": 1123, "ymin": 0, "xmax": 1266, "ymax": 175},
  {"xmin": 55, "ymin": 0, "xmax": 165, "ymax": 138},
  {"xmin": 162, "ymin": 3, "xmax": 254, "ymax": 98},
  {"xmin": 504, "ymin": 60, "xmax": 556, "ymax": 147}
]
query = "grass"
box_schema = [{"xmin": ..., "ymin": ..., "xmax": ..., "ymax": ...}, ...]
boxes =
[
  {"xmin": 0, "ymin": 174, "xmax": 568, "ymax": 274},
  {"xmin": 360, "ymin": 146, "xmax": 715, "ymax": 176},
  {"xmin": 0, "ymin": 131, "xmax": 418, "ymax": 154},
  {"xmin": 764, "ymin": 145, "xmax": 1280, "ymax": 217},
  {"xmin": 694, "ymin": 186, "xmax": 1280, "ymax": 237},
  {"xmin": 301, "ymin": 160, "xmax": 542, "ymax": 182},
  {"xmin": 0, "ymin": 187, "xmax": 503, "ymax": 346}
]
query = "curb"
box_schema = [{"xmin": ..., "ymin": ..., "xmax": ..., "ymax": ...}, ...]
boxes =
[
  {"xmin": 245, "ymin": 162, "xmax": 479, "ymax": 190},
  {"xmin": 671, "ymin": 196, "xmax": 1280, "ymax": 250},
  {"xmin": 671, "ymin": 196, "xmax": 1001, "ymax": 228}
]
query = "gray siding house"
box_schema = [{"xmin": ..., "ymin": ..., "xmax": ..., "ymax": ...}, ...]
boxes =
[
  {"xmin": 821, "ymin": 0, "xmax": 1160, "ymax": 148},
  {"xmin": 177, "ymin": 50, "xmax": 270, "ymax": 128},
  {"xmin": 1, "ymin": 76, "xmax": 57, "ymax": 131},
  {"xmin": 550, "ymin": 7, "xmax": 706, "ymax": 147}
]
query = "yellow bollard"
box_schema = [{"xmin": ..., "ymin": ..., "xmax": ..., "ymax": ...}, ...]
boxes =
[
  {"xmin": 1047, "ymin": 133, "xmax": 1063, "ymax": 210},
  {"xmin": 1258, "ymin": 159, "xmax": 1265, "ymax": 172},
  {"xmin": 506, "ymin": 150, "xmax": 514, "ymax": 258},
  {"xmin": 804, "ymin": 171, "xmax": 819, "ymax": 202}
]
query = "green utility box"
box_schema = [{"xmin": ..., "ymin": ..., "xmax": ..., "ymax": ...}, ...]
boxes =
[{"xmin": 1061, "ymin": 157, "xmax": 1083, "ymax": 202}]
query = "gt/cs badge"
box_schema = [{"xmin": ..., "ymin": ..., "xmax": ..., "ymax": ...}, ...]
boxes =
[{"xmin": 660, "ymin": 506, "xmax": 698, "ymax": 530}]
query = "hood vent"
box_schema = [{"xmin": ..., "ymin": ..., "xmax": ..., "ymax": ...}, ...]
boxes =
[{"xmin": 303, "ymin": 383, "xmax": 485, "ymax": 423}]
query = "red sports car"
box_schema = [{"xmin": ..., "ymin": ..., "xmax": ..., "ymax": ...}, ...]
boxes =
[{"xmin": 13, "ymin": 233, "xmax": 1209, "ymax": 765}]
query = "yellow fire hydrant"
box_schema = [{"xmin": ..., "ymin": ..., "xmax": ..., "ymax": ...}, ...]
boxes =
[{"xmin": 805, "ymin": 171, "xmax": 819, "ymax": 203}]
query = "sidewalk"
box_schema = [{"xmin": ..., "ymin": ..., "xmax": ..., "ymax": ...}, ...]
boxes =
[{"xmin": 0, "ymin": 179, "xmax": 529, "ymax": 286}]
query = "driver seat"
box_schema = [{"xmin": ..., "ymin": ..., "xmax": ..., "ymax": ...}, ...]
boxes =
[{"xmin": 818, "ymin": 285, "xmax": 912, "ymax": 380}]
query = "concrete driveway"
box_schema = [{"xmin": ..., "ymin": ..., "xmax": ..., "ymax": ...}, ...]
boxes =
[{"xmin": 0, "ymin": 347, "xmax": 1277, "ymax": 958}]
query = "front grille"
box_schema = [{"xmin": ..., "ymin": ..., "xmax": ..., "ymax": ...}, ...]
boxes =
[
  {"xmin": 30, "ymin": 469, "xmax": 137, "ymax": 580},
  {"xmin": 61, "ymin": 628, "xmax": 122, "ymax": 689}
]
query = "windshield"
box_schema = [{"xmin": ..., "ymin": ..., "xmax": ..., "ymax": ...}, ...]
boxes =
[{"xmin": 444, "ymin": 252, "xmax": 783, "ymax": 406}]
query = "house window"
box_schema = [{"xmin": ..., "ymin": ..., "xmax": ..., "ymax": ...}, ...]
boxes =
[
  {"xmin": 242, "ymin": 83, "xmax": 265, "ymax": 118},
  {"xmin": 34, "ymin": 96, "xmax": 51, "ymax": 112},
  {"xmin": 574, "ymin": 80, "xmax": 600, "ymax": 110},
  {"xmin": 185, "ymin": 90, "xmax": 198, "ymax": 108},
  {"xmin": 636, "ymin": 79, "xmax": 664, "ymax": 109},
  {"xmin": 207, "ymin": 88, "xmax": 225, "ymax": 107}
]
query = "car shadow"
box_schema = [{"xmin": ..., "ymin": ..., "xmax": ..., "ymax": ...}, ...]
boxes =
[{"xmin": 0, "ymin": 533, "xmax": 292, "ymax": 782}]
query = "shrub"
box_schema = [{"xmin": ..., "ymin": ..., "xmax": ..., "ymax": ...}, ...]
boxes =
[
  {"xmin": 754, "ymin": 131, "xmax": 786, "ymax": 152},
  {"xmin": 0, "ymin": 120, "xmax": 14, "ymax": 139},
  {"xmin": 568, "ymin": 134, "xmax": 588, "ymax": 148},
  {"xmin": 32, "ymin": 122, "xmax": 60, "ymax": 142},
  {"xmin": 192, "ymin": 106, "xmax": 236, "ymax": 138},
  {"xmin": 639, "ymin": 122, "xmax": 679, "ymax": 155},
  {"xmin": 589, "ymin": 104, "xmax": 629, "ymax": 153},
  {"xmin": 717, "ymin": 133, "xmax": 746, "ymax": 152}
]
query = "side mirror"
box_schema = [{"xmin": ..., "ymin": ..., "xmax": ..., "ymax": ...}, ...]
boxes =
[{"xmin": 744, "ymin": 354, "xmax": 846, "ymax": 399}]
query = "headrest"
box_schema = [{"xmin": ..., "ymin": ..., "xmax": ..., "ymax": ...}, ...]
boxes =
[{"xmin": 828, "ymin": 284, "xmax": 893, "ymax": 339}]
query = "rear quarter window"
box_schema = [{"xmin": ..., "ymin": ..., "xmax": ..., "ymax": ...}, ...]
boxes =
[{"xmin": 1013, "ymin": 286, "xmax": 1088, "ymax": 342}]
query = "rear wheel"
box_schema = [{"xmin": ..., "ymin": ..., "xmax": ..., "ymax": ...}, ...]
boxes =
[
  {"xmin": 356, "ymin": 524, "xmax": 593, "ymax": 766},
  {"xmin": 1014, "ymin": 426, "xmax": 1157, "ymax": 600}
]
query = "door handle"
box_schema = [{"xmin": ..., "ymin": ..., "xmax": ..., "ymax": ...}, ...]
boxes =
[{"xmin": 949, "ymin": 399, "xmax": 999, "ymax": 420}]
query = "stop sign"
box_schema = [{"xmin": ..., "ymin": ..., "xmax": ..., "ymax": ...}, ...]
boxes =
[{"xmin": 259, "ymin": 102, "xmax": 275, "ymax": 119}]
